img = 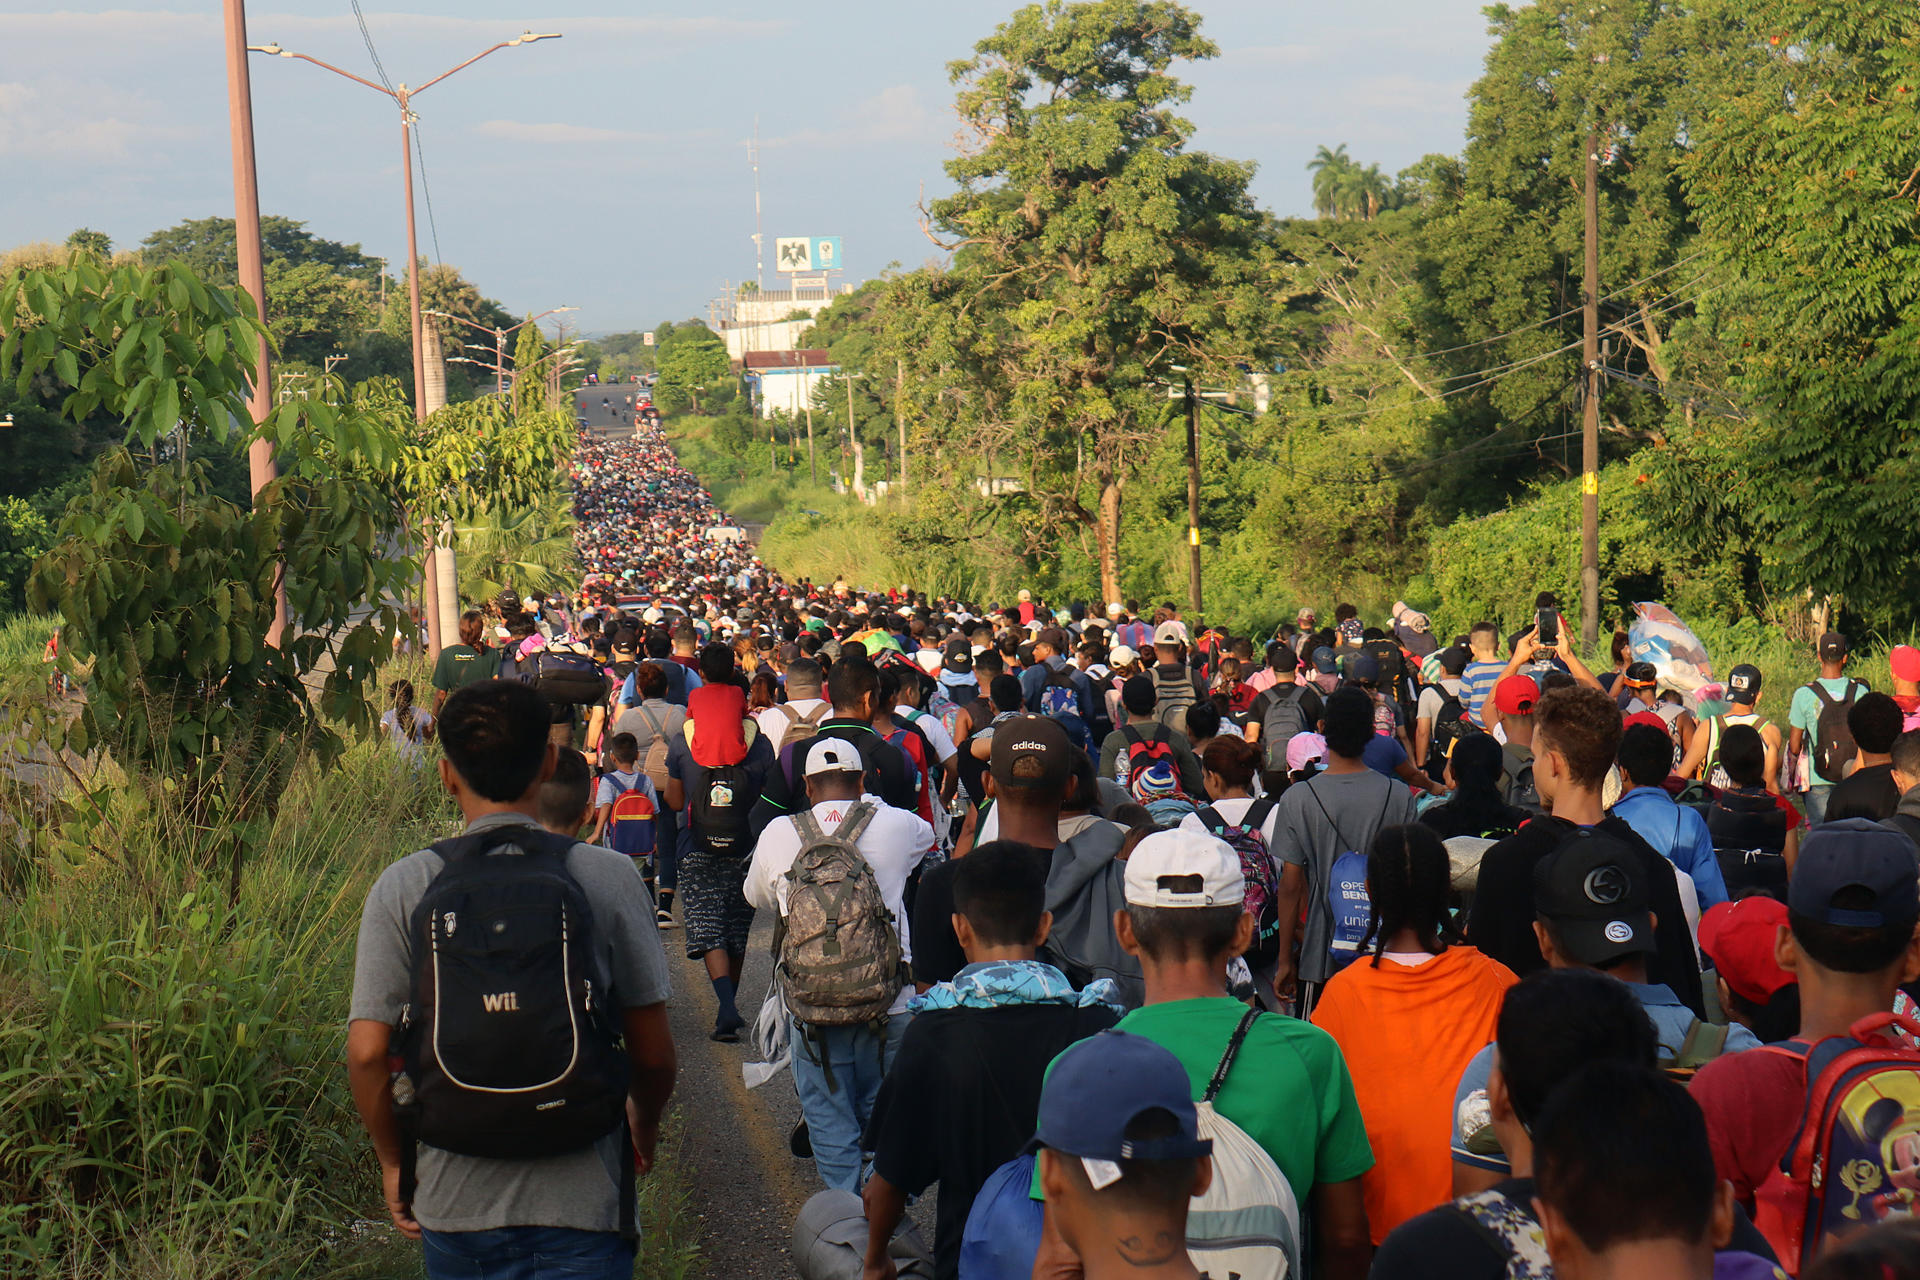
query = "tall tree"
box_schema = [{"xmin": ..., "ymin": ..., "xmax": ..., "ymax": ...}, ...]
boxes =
[
  {"xmin": 65, "ymin": 228, "xmax": 112, "ymax": 260},
  {"xmin": 925, "ymin": 0, "xmax": 1274, "ymax": 601},
  {"xmin": 1669, "ymin": 1, "xmax": 1920, "ymax": 619},
  {"xmin": 139, "ymin": 215, "xmax": 382, "ymax": 286}
]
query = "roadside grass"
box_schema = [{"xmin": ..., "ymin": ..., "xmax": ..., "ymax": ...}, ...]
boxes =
[
  {"xmin": 662, "ymin": 414, "xmax": 850, "ymax": 527},
  {"xmin": 0, "ymin": 649, "xmax": 705, "ymax": 1279}
]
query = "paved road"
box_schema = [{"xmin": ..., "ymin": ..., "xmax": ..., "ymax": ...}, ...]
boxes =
[{"xmin": 662, "ymin": 913, "xmax": 817, "ymax": 1276}]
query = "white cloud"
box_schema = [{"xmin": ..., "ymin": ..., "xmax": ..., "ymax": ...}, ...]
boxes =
[
  {"xmin": 767, "ymin": 84, "xmax": 941, "ymax": 149},
  {"xmin": 473, "ymin": 119, "xmax": 699, "ymax": 145},
  {"xmin": 0, "ymin": 9, "xmax": 789, "ymax": 44},
  {"xmin": 1225, "ymin": 44, "xmax": 1323, "ymax": 68},
  {"xmin": 0, "ymin": 80, "xmax": 194, "ymax": 159}
]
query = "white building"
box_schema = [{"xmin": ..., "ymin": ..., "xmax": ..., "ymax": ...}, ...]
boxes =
[{"xmin": 743, "ymin": 349, "xmax": 838, "ymax": 418}]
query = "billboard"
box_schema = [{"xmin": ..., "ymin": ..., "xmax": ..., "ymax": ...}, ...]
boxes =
[
  {"xmin": 775, "ymin": 236, "xmax": 844, "ymax": 273},
  {"xmin": 776, "ymin": 237, "xmax": 813, "ymax": 272}
]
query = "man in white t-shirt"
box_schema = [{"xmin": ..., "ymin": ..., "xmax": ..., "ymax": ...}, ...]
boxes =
[
  {"xmin": 1413, "ymin": 645, "xmax": 1471, "ymax": 773},
  {"xmin": 757, "ymin": 656, "xmax": 830, "ymax": 756},
  {"xmin": 743, "ymin": 738, "xmax": 934, "ymax": 1192}
]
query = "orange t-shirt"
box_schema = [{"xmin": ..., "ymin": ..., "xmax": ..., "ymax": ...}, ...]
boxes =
[{"xmin": 1311, "ymin": 945, "xmax": 1517, "ymax": 1243}]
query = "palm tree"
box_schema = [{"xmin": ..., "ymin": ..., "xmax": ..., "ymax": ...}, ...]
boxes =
[
  {"xmin": 456, "ymin": 493, "xmax": 579, "ymax": 605},
  {"xmin": 1307, "ymin": 144, "xmax": 1352, "ymax": 219}
]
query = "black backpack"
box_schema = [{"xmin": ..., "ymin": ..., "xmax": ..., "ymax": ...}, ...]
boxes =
[
  {"xmin": 393, "ymin": 825, "xmax": 633, "ymax": 1226},
  {"xmin": 1258, "ymin": 684, "xmax": 1312, "ymax": 774},
  {"xmin": 1424, "ymin": 689, "xmax": 1480, "ymax": 781},
  {"xmin": 687, "ymin": 759, "xmax": 755, "ymax": 856},
  {"xmin": 1809, "ymin": 678, "xmax": 1870, "ymax": 782},
  {"xmin": 526, "ymin": 649, "xmax": 611, "ymax": 707}
]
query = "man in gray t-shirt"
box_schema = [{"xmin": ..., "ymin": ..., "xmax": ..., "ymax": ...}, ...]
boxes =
[
  {"xmin": 1272, "ymin": 687, "xmax": 1417, "ymax": 1013},
  {"xmin": 348, "ymin": 681, "xmax": 676, "ymax": 1278}
]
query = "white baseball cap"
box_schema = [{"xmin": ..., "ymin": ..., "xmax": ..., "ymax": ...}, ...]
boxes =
[
  {"xmin": 1123, "ymin": 831, "xmax": 1244, "ymax": 908},
  {"xmin": 1109, "ymin": 644, "xmax": 1140, "ymax": 668},
  {"xmin": 1153, "ymin": 620, "xmax": 1190, "ymax": 647},
  {"xmin": 804, "ymin": 738, "xmax": 864, "ymax": 777},
  {"xmin": 914, "ymin": 649, "xmax": 944, "ymax": 675}
]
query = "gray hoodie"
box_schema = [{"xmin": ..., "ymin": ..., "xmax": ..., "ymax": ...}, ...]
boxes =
[{"xmin": 1041, "ymin": 821, "xmax": 1143, "ymax": 1009}]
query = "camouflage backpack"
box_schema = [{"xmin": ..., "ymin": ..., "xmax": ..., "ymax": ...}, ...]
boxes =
[{"xmin": 774, "ymin": 804, "xmax": 905, "ymax": 1027}]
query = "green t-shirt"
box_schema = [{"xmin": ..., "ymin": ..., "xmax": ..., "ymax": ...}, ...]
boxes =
[
  {"xmin": 1116, "ymin": 997, "xmax": 1374, "ymax": 1201},
  {"xmin": 1789, "ymin": 675, "xmax": 1870, "ymax": 786},
  {"xmin": 431, "ymin": 643, "xmax": 499, "ymax": 693}
]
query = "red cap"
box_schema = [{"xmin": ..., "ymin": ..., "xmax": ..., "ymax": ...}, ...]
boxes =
[
  {"xmin": 1623, "ymin": 710, "xmax": 1670, "ymax": 735},
  {"xmin": 1494, "ymin": 674, "xmax": 1540, "ymax": 717},
  {"xmin": 1892, "ymin": 644, "xmax": 1920, "ymax": 684},
  {"xmin": 1698, "ymin": 897, "xmax": 1796, "ymax": 1006}
]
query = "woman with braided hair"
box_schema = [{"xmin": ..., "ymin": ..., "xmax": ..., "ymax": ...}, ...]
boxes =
[{"xmin": 1311, "ymin": 823, "xmax": 1518, "ymax": 1244}]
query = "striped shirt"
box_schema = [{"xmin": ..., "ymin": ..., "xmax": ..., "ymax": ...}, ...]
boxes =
[{"xmin": 1461, "ymin": 661, "xmax": 1505, "ymax": 725}]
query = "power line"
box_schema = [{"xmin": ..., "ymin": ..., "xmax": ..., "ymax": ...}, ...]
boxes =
[
  {"xmin": 412, "ymin": 122, "xmax": 445, "ymax": 266},
  {"xmin": 349, "ymin": 0, "xmax": 395, "ymax": 93}
]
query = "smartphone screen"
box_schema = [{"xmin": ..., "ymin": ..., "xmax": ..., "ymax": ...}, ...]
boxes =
[{"xmin": 1537, "ymin": 609, "xmax": 1559, "ymax": 648}]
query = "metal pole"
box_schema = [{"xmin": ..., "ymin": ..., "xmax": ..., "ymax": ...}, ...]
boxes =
[
  {"xmin": 1185, "ymin": 376, "xmax": 1203, "ymax": 616},
  {"xmin": 400, "ymin": 88, "xmax": 444, "ymax": 659},
  {"xmin": 1580, "ymin": 127, "xmax": 1601, "ymax": 650},
  {"xmin": 495, "ymin": 327, "xmax": 506, "ymax": 397},
  {"xmin": 895, "ymin": 355, "xmax": 906, "ymax": 494},
  {"xmin": 804, "ymin": 355, "xmax": 817, "ymax": 486},
  {"xmin": 222, "ymin": 0, "xmax": 287, "ymax": 645}
]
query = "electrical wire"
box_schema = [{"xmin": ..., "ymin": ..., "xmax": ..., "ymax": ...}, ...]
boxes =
[
  {"xmin": 412, "ymin": 123, "xmax": 445, "ymax": 266},
  {"xmin": 349, "ymin": 0, "xmax": 395, "ymax": 93}
]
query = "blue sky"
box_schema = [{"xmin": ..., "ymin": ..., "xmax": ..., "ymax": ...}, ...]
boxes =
[{"xmin": 0, "ymin": 1, "xmax": 1497, "ymax": 333}]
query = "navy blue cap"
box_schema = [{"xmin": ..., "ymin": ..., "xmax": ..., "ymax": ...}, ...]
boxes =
[
  {"xmin": 1789, "ymin": 819, "xmax": 1920, "ymax": 928},
  {"xmin": 1028, "ymin": 1031, "xmax": 1212, "ymax": 1163},
  {"xmin": 1311, "ymin": 646, "xmax": 1339, "ymax": 675}
]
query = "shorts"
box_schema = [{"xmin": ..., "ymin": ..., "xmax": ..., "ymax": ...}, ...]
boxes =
[{"xmin": 678, "ymin": 849, "xmax": 756, "ymax": 958}]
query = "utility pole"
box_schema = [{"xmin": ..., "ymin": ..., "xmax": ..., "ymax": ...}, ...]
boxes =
[
  {"xmin": 249, "ymin": 30, "xmax": 561, "ymax": 659},
  {"xmin": 1184, "ymin": 376, "xmax": 1203, "ymax": 616},
  {"xmin": 895, "ymin": 355, "xmax": 907, "ymax": 494},
  {"xmin": 222, "ymin": 0, "xmax": 287, "ymax": 645},
  {"xmin": 1580, "ymin": 125, "xmax": 1601, "ymax": 650},
  {"xmin": 803, "ymin": 352, "xmax": 817, "ymax": 486}
]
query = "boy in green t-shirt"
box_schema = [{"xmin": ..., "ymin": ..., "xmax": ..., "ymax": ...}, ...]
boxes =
[{"xmin": 1112, "ymin": 829, "xmax": 1376, "ymax": 1279}]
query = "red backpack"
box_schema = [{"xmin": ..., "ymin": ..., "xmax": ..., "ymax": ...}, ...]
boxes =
[
  {"xmin": 604, "ymin": 775, "xmax": 657, "ymax": 859},
  {"xmin": 1752, "ymin": 1011, "xmax": 1920, "ymax": 1272},
  {"xmin": 880, "ymin": 724, "xmax": 935, "ymax": 827}
]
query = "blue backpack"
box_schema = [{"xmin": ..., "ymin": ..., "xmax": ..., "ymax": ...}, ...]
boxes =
[
  {"xmin": 959, "ymin": 1153, "xmax": 1043, "ymax": 1279},
  {"xmin": 603, "ymin": 773, "xmax": 658, "ymax": 860},
  {"xmin": 1038, "ymin": 667, "xmax": 1090, "ymax": 751},
  {"xmin": 1305, "ymin": 781, "xmax": 1389, "ymax": 970}
]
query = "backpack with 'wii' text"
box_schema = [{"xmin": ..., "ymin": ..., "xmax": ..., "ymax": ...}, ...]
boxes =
[
  {"xmin": 775, "ymin": 804, "xmax": 905, "ymax": 1027},
  {"xmin": 392, "ymin": 823, "xmax": 633, "ymax": 1232}
]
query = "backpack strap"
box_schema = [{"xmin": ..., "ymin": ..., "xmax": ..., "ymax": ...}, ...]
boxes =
[
  {"xmin": 1203, "ymin": 1007, "xmax": 1262, "ymax": 1103},
  {"xmin": 832, "ymin": 801, "xmax": 877, "ymax": 845},
  {"xmin": 634, "ymin": 702, "xmax": 665, "ymax": 740},
  {"xmin": 793, "ymin": 810, "xmax": 827, "ymax": 848},
  {"xmin": 430, "ymin": 822, "xmax": 578, "ymax": 864},
  {"xmin": 1664, "ymin": 1018, "xmax": 1732, "ymax": 1072},
  {"xmin": 1122, "ymin": 724, "xmax": 1144, "ymax": 749},
  {"xmin": 1245, "ymin": 797, "xmax": 1277, "ymax": 829},
  {"xmin": 1197, "ymin": 805, "xmax": 1225, "ymax": 830}
]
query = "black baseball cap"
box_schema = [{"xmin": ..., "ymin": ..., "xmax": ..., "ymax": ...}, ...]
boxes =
[
  {"xmin": 990, "ymin": 715, "xmax": 1073, "ymax": 793},
  {"xmin": 1819, "ymin": 632, "xmax": 1850, "ymax": 661},
  {"xmin": 943, "ymin": 636, "xmax": 974, "ymax": 673},
  {"xmin": 1727, "ymin": 664, "xmax": 1763, "ymax": 702},
  {"xmin": 1533, "ymin": 830, "xmax": 1654, "ymax": 965},
  {"xmin": 1121, "ymin": 674, "xmax": 1157, "ymax": 717},
  {"xmin": 1789, "ymin": 819, "xmax": 1920, "ymax": 928}
]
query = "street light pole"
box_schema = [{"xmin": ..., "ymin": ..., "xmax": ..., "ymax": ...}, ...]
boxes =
[
  {"xmin": 1185, "ymin": 376, "xmax": 1203, "ymax": 617},
  {"xmin": 249, "ymin": 31, "xmax": 562, "ymax": 659},
  {"xmin": 221, "ymin": 0, "xmax": 287, "ymax": 645}
]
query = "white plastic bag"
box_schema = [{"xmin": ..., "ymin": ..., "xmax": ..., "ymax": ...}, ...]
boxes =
[{"xmin": 1628, "ymin": 603, "xmax": 1714, "ymax": 702}]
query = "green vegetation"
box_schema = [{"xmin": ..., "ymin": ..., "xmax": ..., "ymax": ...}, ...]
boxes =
[{"xmin": 679, "ymin": 0, "xmax": 1920, "ymax": 650}]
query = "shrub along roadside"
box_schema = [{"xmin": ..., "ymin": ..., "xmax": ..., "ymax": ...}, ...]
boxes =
[{"xmin": 0, "ymin": 685, "xmax": 700, "ymax": 1279}]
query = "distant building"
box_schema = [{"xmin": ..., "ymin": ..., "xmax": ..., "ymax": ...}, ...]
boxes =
[
  {"xmin": 721, "ymin": 279, "xmax": 854, "ymax": 360},
  {"xmin": 742, "ymin": 349, "xmax": 837, "ymax": 418}
]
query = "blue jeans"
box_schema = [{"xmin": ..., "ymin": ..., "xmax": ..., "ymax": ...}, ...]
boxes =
[
  {"xmin": 654, "ymin": 807, "xmax": 680, "ymax": 895},
  {"xmin": 421, "ymin": 1226, "xmax": 635, "ymax": 1280},
  {"xmin": 1805, "ymin": 785, "xmax": 1833, "ymax": 827},
  {"xmin": 791, "ymin": 1013, "xmax": 911, "ymax": 1192}
]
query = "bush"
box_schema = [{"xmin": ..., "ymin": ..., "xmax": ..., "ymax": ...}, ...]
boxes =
[{"xmin": 0, "ymin": 728, "xmax": 451, "ymax": 1277}]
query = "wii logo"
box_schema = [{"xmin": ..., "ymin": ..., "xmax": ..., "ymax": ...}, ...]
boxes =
[{"xmin": 481, "ymin": 991, "xmax": 521, "ymax": 1013}]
